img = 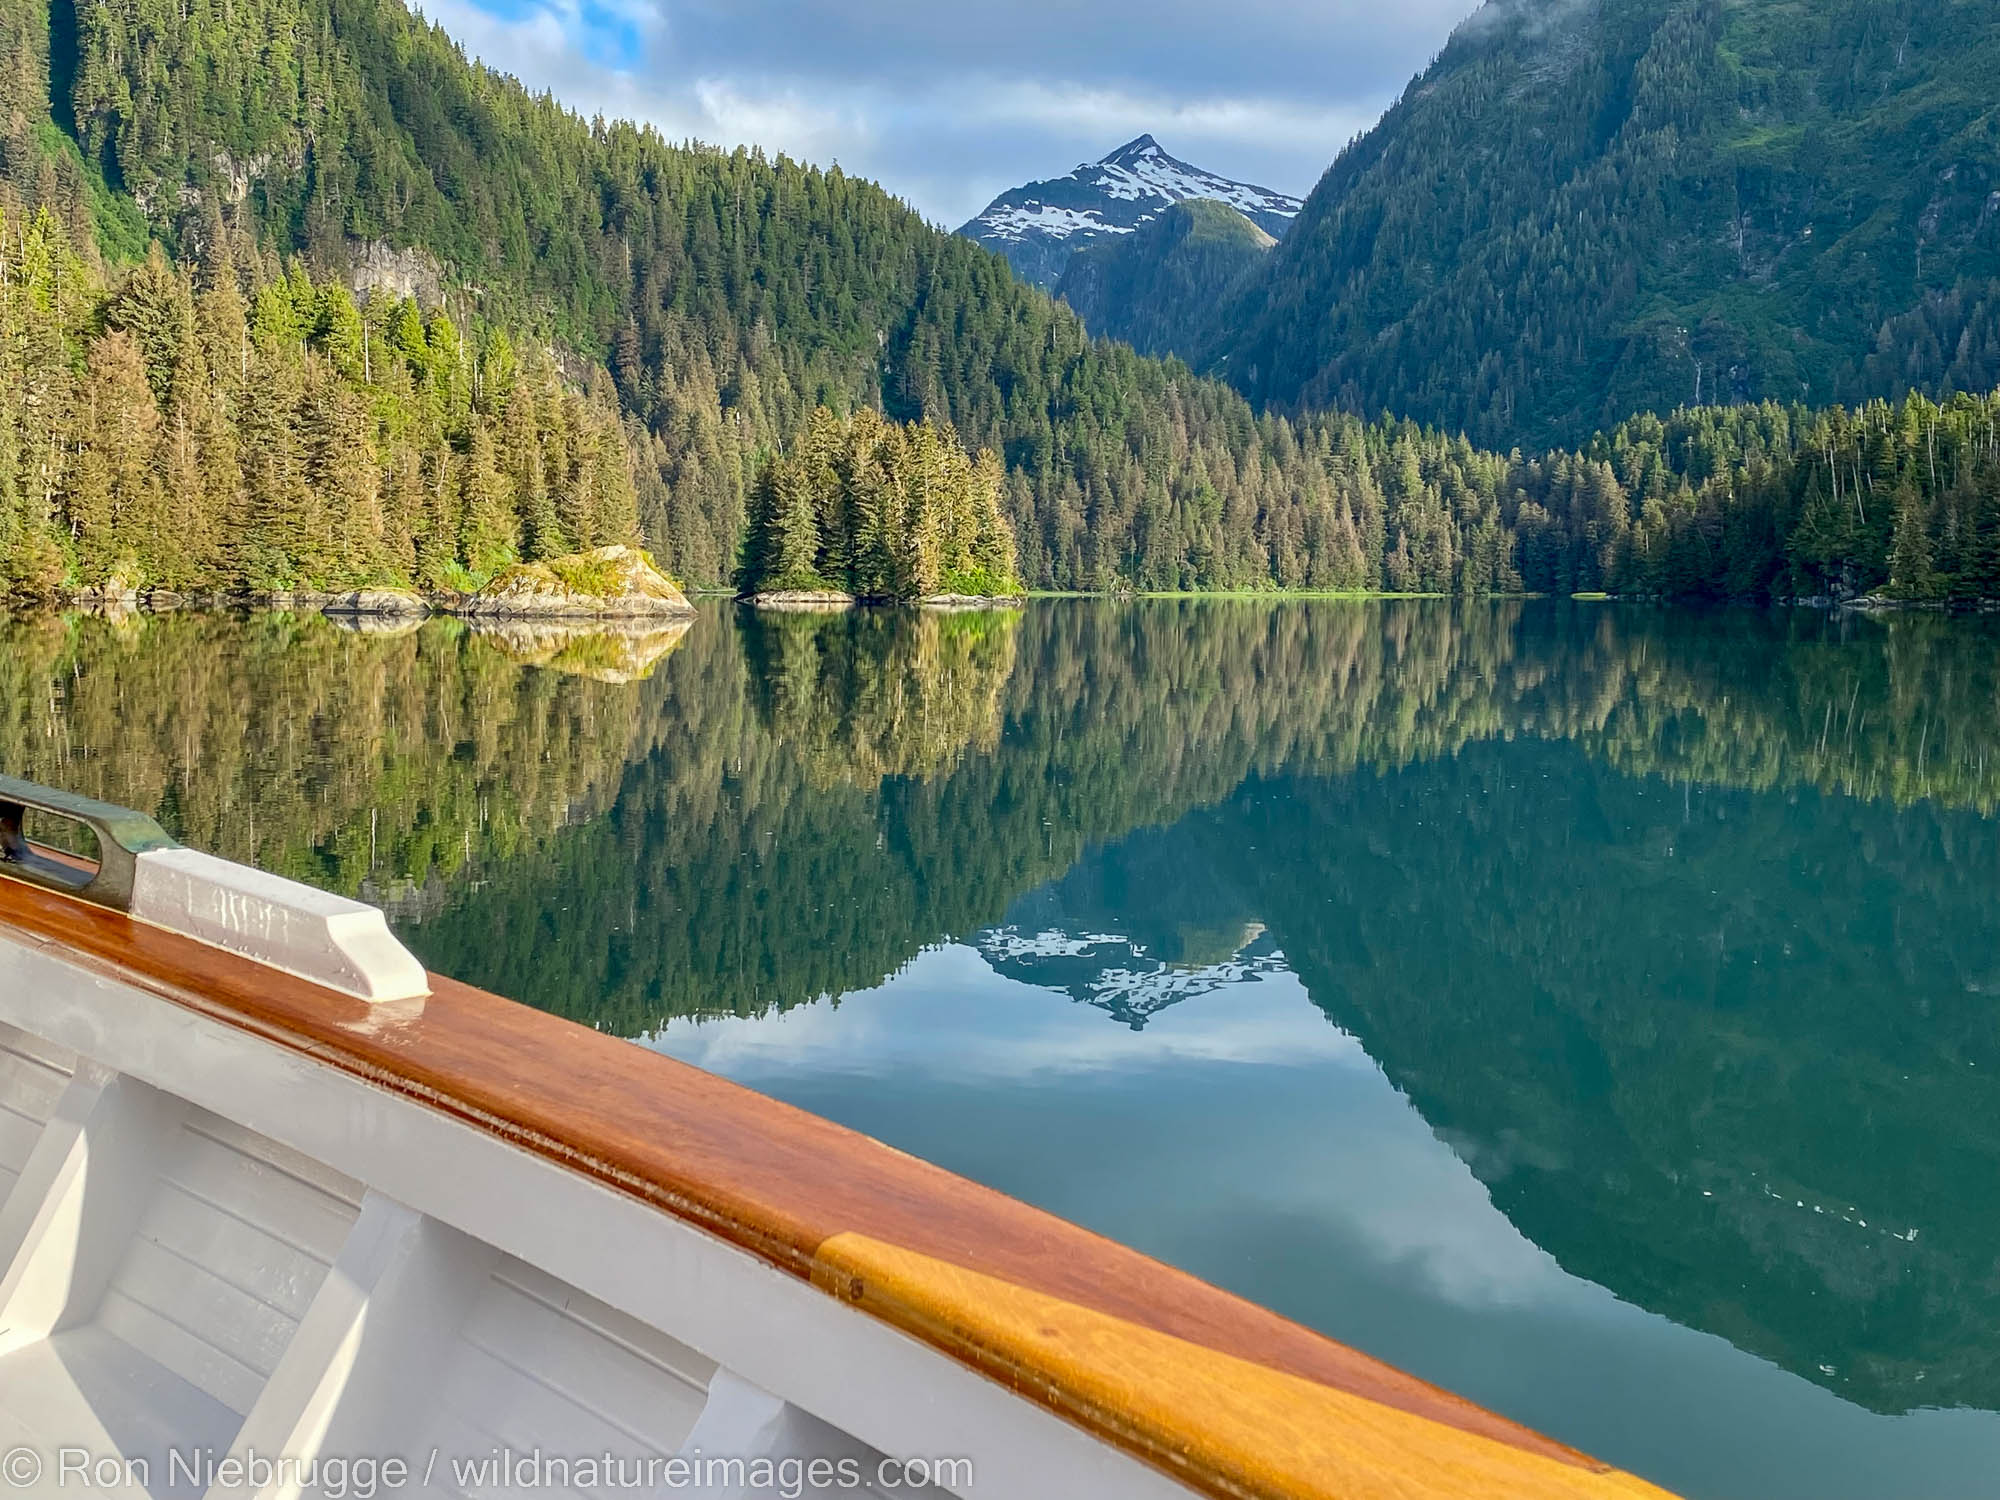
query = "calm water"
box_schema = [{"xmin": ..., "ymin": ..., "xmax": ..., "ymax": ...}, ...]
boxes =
[{"xmin": 8, "ymin": 597, "xmax": 2000, "ymax": 1499}]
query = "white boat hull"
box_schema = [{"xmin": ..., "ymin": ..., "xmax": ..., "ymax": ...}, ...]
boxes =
[{"xmin": 0, "ymin": 969, "xmax": 1166, "ymax": 1498}]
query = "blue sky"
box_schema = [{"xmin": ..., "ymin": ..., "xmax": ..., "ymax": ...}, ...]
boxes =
[{"xmin": 417, "ymin": 0, "xmax": 1484, "ymax": 227}]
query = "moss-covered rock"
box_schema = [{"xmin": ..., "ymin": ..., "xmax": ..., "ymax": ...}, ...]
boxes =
[{"xmin": 455, "ymin": 546, "xmax": 695, "ymax": 618}]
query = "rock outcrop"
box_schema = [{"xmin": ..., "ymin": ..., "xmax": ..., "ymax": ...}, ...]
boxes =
[
  {"xmin": 740, "ymin": 590, "xmax": 857, "ymax": 611},
  {"xmin": 454, "ymin": 546, "xmax": 695, "ymax": 618},
  {"xmin": 348, "ymin": 240, "xmax": 444, "ymax": 306},
  {"xmin": 73, "ymin": 577, "xmax": 141, "ymax": 607},
  {"xmin": 323, "ymin": 589, "xmax": 429, "ymax": 617},
  {"xmin": 922, "ymin": 593, "xmax": 1027, "ymax": 609}
]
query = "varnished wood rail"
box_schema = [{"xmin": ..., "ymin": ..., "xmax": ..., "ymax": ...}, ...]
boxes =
[{"xmin": 0, "ymin": 871, "xmax": 1680, "ymax": 1500}]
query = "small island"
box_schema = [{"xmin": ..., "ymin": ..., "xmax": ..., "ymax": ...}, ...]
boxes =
[
  {"xmin": 737, "ymin": 408, "xmax": 1024, "ymax": 606},
  {"xmin": 452, "ymin": 545, "xmax": 696, "ymax": 619}
]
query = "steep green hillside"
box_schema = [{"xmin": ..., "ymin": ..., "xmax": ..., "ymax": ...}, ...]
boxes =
[
  {"xmin": 1207, "ymin": 0, "xmax": 2000, "ymax": 450},
  {"xmin": 0, "ymin": 0, "xmax": 1474, "ymax": 591},
  {"xmin": 1056, "ymin": 200, "xmax": 1275, "ymax": 358}
]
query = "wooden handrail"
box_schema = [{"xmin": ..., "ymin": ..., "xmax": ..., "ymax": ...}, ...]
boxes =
[{"xmin": 0, "ymin": 873, "xmax": 1679, "ymax": 1499}]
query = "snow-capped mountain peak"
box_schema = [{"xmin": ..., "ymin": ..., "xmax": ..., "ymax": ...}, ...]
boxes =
[
  {"xmin": 1094, "ymin": 133, "xmax": 1166, "ymax": 172},
  {"xmin": 957, "ymin": 137, "xmax": 1303, "ymax": 289}
]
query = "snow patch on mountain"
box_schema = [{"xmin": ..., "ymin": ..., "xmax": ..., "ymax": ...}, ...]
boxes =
[
  {"xmin": 1088, "ymin": 138, "xmax": 1301, "ymax": 221},
  {"xmin": 977, "ymin": 205, "xmax": 1139, "ymax": 244},
  {"xmin": 957, "ymin": 135, "xmax": 1302, "ymax": 288}
]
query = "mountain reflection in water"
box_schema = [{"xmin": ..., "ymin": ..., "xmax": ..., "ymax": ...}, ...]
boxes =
[{"xmin": 8, "ymin": 597, "xmax": 2000, "ymax": 1500}]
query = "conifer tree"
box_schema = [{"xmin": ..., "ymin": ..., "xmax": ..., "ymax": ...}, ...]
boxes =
[
  {"xmin": 457, "ymin": 425, "xmax": 518, "ymax": 580},
  {"xmin": 74, "ymin": 330, "xmax": 164, "ymax": 586},
  {"xmin": 303, "ymin": 365, "xmax": 385, "ymax": 584},
  {"xmin": 502, "ymin": 372, "xmax": 562, "ymax": 562},
  {"xmin": 106, "ymin": 244, "xmax": 197, "ymax": 419},
  {"xmin": 764, "ymin": 463, "xmax": 825, "ymax": 589},
  {"xmin": 1889, "ymin": 486, "xmax": 1941, "ymax": 601},
  {"xmin": 237, "ymin": 339, "xmax": 310, "ymax": 585},
  {"xmin": 314, "ymin": 285, "xmax": 368, "ymax": 383},
  {"xmin": 153, "ymin": 410, "xmax": 201, "ymax": 588}
]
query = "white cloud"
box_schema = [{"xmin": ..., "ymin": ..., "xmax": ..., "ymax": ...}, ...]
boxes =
[
  {"xmin": 689, "ymin": 78, "xmax": 876, "ymax": 162},
  {"xmin": 419, "ymin": 0, "xmax": 682, "ymax": 125},
  {"xmin": 957, "ymin": 80, "xmax": 1379, "ymax": 152}
]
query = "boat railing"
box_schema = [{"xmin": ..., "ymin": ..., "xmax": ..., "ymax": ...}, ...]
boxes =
[{"xmin": 0, "ymin": 774, "xmax": 1676, "ymax": 1499}]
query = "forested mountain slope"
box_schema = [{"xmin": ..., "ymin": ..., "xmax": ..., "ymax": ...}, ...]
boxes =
[
  {"xmin": 1, "ymin": 0, "xmax": 1404, "ymax": 591},
  {"xmin": 1056, "ymin": 200, "xmax": 1276, "ymax": 359},
  {"xmin": 1204, "ymin": 0, "xmax": 2000, "ymax": 451}
]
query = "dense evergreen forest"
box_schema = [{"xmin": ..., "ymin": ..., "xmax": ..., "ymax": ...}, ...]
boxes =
[
  {"xmin": 6, "ymin": 0, "xmax": 1415, "ymax": 593},
  {"xmin": 0, "ymin": 203, "xmax": 637, "ymax": 595},
  {"xmin": 1200, "ymin": 0, "xmax": 2000, "ymax": 452},
  {"xmin": 2, "ymin": 0, "xmax": 2000, "ymax": 599},
  {"xmin": 738, "ymin": 408, "xmax": 1021, "ymax": 600}
]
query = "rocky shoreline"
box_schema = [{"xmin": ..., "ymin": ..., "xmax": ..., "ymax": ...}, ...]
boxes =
[
  {"xmin": 47, "ymin": 546, "xmax": 697, "ymax": 622},
  {"xmin": 738, "ymin": 589, "xmax": 1027, "ymax": 611},
  {"xmin": 919, "ymin": 592, "xmax": 1028, "ymax": 609},
  {"xmin": 39, "ymin": 580, "xmax": 1994, "ymax": 616}
]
